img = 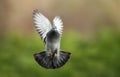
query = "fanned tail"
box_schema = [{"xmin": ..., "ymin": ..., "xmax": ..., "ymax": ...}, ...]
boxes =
[{"xmin": 34, "ymin": 51, "xmax": 71, "ymax": 69}]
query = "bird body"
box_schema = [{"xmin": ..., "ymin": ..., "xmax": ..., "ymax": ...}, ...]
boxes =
[{"xmin": 33, "ymin": 10, "xmax": 71, "ymax": 69}]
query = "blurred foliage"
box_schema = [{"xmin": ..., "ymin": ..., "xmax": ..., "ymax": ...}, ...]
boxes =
[{"xmin": 0, "ymin": 28, "xmax": 120, "ymax": 77}]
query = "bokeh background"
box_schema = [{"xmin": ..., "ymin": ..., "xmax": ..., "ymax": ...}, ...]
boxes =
[{"xmin": 0, "ymin": 0, "xmax": 120, "ymax": 77}]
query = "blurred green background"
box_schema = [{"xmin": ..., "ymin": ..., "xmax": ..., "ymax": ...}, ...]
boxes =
[{"xmin": 0, "ymin": 0, "xmax": 120, "ymax": 77}]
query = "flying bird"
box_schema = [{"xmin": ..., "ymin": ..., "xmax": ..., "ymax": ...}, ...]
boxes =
[{"xmin": 33, "ymin": 9, "xmax": 71, "ymax": 69}]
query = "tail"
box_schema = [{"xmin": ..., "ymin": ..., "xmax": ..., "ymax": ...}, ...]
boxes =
[{"xmin": 34, "ymin": 51, "xmax": 71, "ymax": 69}]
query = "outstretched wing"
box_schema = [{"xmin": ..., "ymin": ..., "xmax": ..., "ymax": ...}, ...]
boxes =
[
  {"xmin": 33, "ymin": 10, "xmax": 52, "ymax": 41},
  {"xmin": 53, "ymin": 16, "xmax": 63, "ymax": 36}
]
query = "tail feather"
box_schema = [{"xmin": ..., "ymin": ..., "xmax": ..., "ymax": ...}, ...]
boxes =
[{"xmin": 34, "ymin": 51, "xmax": 71, "ymax": 69}]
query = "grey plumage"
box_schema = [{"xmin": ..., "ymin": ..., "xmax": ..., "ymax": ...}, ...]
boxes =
[
  {"xmin": 34, "ymin": 51, "xmax": 70, "ymax": 69},
  {"xmin": 33, "ymin": 9, "xmax": 71, "ymax": 69}
]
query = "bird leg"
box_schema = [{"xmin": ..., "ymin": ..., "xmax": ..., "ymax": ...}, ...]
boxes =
[{"xmin": 46, "ymin": 49, "xmax": 52, "ymax": 57}]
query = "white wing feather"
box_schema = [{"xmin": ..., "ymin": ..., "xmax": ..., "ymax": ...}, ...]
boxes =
[
  {"xmin": 33, "ymin": 10, "xmax": 52, "ymax": 40},
  {"xmin": 53, "ymin": 16, "xmax": 63, "ymax": 35}
]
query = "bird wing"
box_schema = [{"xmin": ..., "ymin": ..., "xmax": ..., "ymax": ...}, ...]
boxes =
[
  {"xmin": 33, "ymin": 10, "xmax": 52, "ymax": 41},
  {"xmin": 53, "ymin": 16, "xmax": 63, "ymax": 36}
]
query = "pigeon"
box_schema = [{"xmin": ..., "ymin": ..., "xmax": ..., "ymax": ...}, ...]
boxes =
[{"xmin": 33, "ymin": 9, "xmax": 71, "ymax": 69}]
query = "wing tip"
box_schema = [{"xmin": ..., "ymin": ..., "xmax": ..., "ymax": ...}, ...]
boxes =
[{"xmin": 33, "ymin": 9, "xmax": 39, "ymax": 14}]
